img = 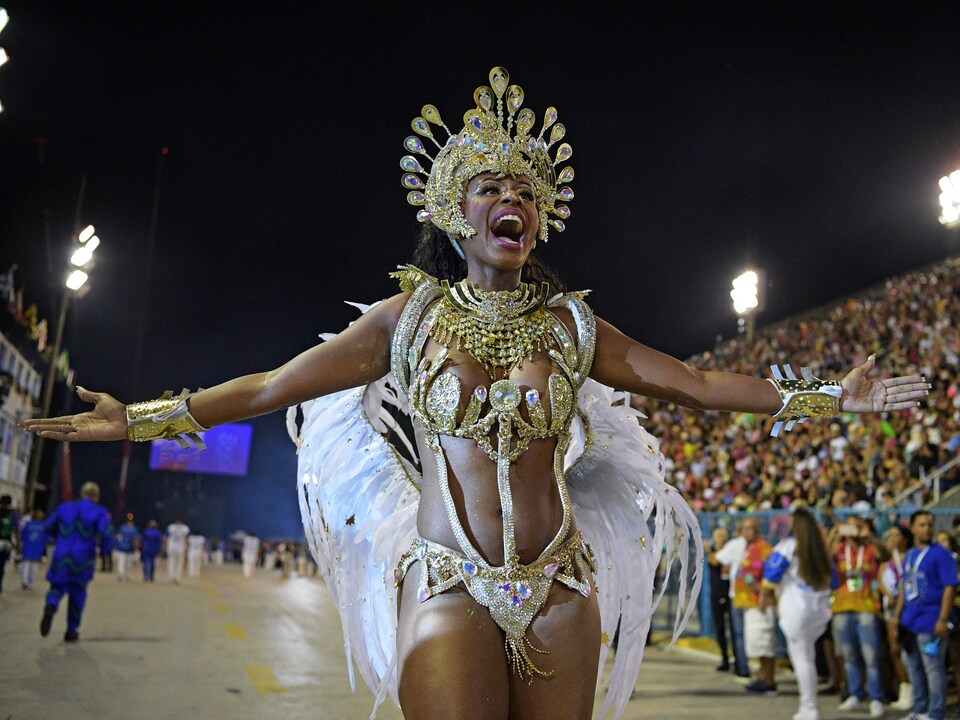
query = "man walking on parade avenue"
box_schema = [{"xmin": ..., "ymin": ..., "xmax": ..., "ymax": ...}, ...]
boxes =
[
  {"xmin": 115, "ymin": 516, "xmax": 140, "ymax": 582},
  {"xmin": 714, "ymin": 518, "xmax": 761, "ymax": 680},
  {"xmin": 140, "ymin": 519, "xmax": 162, "ymax": 582},
  {"xmin": 895, "ymin": 511, "xmax": 958, "ymax": 720},
  {"xmin": 19, "ymin": 509, "xmax": 49, "ymax": 590},
  {"xmin": 40, "ymin": 482, "xmax": 113, "ymax": 642},
  {"xmin": 187, "ymin": 531, "xmax": 205, "ymax": 578},
  {"xmin": 242, "ymin": 532, "xmax": 260, "ymax": 578},
  {"xmin": 165, "ymin": 517, "xmax": 189, "ymax": 584},
  {"xmin": 720, "ymin": 516, "xmax": 776, "ymax": 694},
  {"xmin": 0, "ymin": 495, "xmax": 20, "ymax": 594},
  {"xmin": 706, "ymin": 526, "xmax": 736, "ymax": 672},
  {"xmin": 210, "ymin": 537, "xmax": 224, "ymax": 565},
  {"xmin": 831, "ymin": 515, "xmax": 889, "ymax": 717}
]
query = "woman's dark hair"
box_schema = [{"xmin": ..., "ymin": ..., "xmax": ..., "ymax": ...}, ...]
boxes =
[
  {"xmin": 793, "ymin": 508, "xmax": 832, "ymax": 590},
  {"xmin": 896, "ymin": 524, "xmax": 914, "ymax": 548},
  {"xmin": 411, "ymin": 223, "xmax": 566, "ymax": 294}
]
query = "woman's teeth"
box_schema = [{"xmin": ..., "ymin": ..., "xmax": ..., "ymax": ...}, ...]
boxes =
[{"xmin": 492, "ymin": 214, "xmax": 524, "ymax": 241}]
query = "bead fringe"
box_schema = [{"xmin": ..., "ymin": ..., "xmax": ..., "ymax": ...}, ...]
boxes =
[{"xmin": 506, "ymin": 634, "xmax": 554, "ymax": 683}]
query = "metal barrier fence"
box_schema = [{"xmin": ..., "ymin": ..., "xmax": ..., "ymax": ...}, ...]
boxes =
[{"xmin": 652, "ymin": 507, "xmax": 960, "ymax": 639}]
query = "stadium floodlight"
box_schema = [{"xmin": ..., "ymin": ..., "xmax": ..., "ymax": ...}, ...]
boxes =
[
  {"xmin": 731, "ymin": 270, "xmax": 760, "ymax": 314},
  {"xmin": 65, "ymin": 269, "xmax": 89, "ymax": 291},
  {"xmin": 939, "ymin": 170, "xmax": 960, "ymax": 228},
  {"xmin": 70, "ymin": 235, "xmax": 100, "ymax": 267},
  {"xmin": 731, "ymin": 269, "xmax": 763, "ymax": 343}
]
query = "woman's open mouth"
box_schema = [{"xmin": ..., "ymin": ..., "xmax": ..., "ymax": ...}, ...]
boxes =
[{"xmin": 490, "ymin": 212, "xmax": 525, "ymax": 247}]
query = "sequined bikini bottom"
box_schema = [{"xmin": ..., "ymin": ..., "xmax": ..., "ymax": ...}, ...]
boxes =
[{"xmin": 395, "ymin": 530, "xmax": 597, "ymax": 680}]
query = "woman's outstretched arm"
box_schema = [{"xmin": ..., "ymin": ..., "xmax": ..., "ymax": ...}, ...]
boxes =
[
  {"xmin": 22, "ymin": 292, "xmax": 410, "ymax": 442},
  {"xmin": 590, "ymin": 316, "xmax": 929, "ymax": 416}
]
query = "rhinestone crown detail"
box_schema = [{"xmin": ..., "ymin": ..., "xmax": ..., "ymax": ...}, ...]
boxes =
[{"xmin": 401, "ymin": 66, "xmax": 574, "ymax": 242}]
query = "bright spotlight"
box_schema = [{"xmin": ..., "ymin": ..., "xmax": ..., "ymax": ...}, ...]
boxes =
[
  {"xmin": 66, "ymin": 269, "xmax": 89, "ymax": 291},
  {"xmin": 79, "ymin": 225, "xmax": 96, "ymax": 243},
  {"xmin": 731, "ymin": 270, "xmax": 760, "ymax": 315},
  {"xmin": 70, "ymin": 247, "xmax": 93, "ymax": 267},
  {"xmin": 70, "ymin": 234, "xmax": 100, "ymax": 267},
  {"xmin": 940, "ymin": 170, "xmax": 960, "ymax": 227}
]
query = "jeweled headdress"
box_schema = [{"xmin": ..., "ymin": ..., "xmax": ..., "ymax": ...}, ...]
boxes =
[{"xmin": 400, "ymin": 66, "xmax": 573, "ymax": 243}]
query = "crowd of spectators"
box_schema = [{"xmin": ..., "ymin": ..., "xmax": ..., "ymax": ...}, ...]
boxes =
[{"xmin": 634, "ymin": 256, "xmax": 960, "ymax": 514}]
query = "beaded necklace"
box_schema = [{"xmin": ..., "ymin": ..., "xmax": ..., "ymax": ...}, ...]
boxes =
[{"xmin": 430, "ymin": 279, "xmax": 554, "ymax": 377}]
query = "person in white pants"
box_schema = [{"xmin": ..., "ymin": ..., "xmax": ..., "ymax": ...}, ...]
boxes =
[
  {"xmin": 114, "ymin": 518, "xmax": 140, "ymax": 582},
  {"xmin": 165, "ymin": 519, "xmax": 190, "ymax": 583},
  {"xmin": 760, "ymin": 508, "xmax": 835, "ymax": 720},
  {"xmin": 242, "ymin": 534, "xmax": 260, "ymax": 578},
  {"xmin": 187, "ymin": 534, "xmax": 205, "ymax": 577},
  {"xmin": 211, "ymin": 539, "xmax": 224, "ymax": 565}
]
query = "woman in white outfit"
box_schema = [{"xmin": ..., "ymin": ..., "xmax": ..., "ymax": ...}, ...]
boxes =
[
  {"xmin": 761, "ymin": 508, "xmax": 835, "ymax": 720},
  {"xmin": 880, "ymin": 524, "xmax": 914, "ymax": 710},
  {"xmin": 242, "ymin": 534, "xmax": 260, "ymax": 578}
]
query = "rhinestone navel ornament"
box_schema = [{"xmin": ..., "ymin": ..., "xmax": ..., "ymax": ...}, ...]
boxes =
[{"xmin": 400, "ymin": 66, "xmax": 574, "ymax": 243}]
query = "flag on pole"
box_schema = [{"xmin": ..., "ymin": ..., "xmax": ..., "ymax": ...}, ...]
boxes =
[
  {"xmin": 60, "ymin": 442, "xmax": 74, "ymax": 502},
  {"xmin": 10, "ymin": 288, "xmax": 23, "ymax": 322},
  {"xmin": 57, "ymin": 350, "xmax": 70, "ymax": 380},
  {"xmin": 0, "ymin": 264, "xmax": 15, "ymax": 305},
  {"xmin": 21, "ymin": 303, "xmax": 37, "ymax": 333},
  {"xmin": 35, "ymin": 318, "xmax": 48, "ymax": 352}
]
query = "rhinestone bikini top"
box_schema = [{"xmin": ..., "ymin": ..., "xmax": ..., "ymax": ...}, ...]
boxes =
[{"xmin": 390, "ymin": 266, "xmax": 596, "ymax": 456}]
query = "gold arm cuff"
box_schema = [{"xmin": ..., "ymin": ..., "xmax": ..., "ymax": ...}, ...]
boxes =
[
  {"xmin": 761, "ymin": 579, "xmax": 780, "ymax": 591},
  {"xmin": 767, "ymin": 364, "xmax": 843, "ymax": 437},
  {"xmin": 126, "ymin": 390, "xmax": 209, "ymax": 449}
]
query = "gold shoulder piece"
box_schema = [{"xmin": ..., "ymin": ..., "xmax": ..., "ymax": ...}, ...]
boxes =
[
  {"xmin": 547, "ymin": 292, "xmax": 596, "ymax": 388},
  {"xmin": 389, "ymin": 264, "xmax": 438, "ymax": 293},
  {"xmin": 390, "ymin": 277, "xmax": 443, "ymax": 395},
  {"xmin": 563, "ymin": 289, "xmax": 592, "ymax": 301}
]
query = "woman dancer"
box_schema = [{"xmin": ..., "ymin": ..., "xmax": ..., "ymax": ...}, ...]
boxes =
[
  {"xmin": 760, "ymin": 508, "xmax": 836, "ymax": 720},
  {"xmin": 22, "ymin": 67, "xmax": 930, "ymax": 720}
]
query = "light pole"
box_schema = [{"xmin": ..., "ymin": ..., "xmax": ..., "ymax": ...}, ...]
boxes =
[
  {"xmin": 24, "ymin": 225, "xmax": 100, "ymax": 510},
  {"xmin": 731, "ymin": 269, "xmax": 762, "ymax": 344},
  {"xmin": 939, "ymin": 170, "xmax": 960, "ymax": 228}
]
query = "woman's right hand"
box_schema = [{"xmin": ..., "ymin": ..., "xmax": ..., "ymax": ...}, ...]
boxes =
[{"xmin": 21, "ymin": 387, "xmax": 128, "ymax": 442}]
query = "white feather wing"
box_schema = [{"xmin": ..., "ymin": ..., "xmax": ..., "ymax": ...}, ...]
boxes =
[{"xmin": 566, "ymin": 379, "xmax": 703, "ymax": 719}]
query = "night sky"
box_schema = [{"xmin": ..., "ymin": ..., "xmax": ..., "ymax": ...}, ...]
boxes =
[{"xmin": 1, "ymin": 4, "xmax": 959, "ymax": 535}]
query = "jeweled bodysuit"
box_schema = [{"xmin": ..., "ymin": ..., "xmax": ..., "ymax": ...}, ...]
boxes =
[{"xmin": 391, "ymin": 266, "xmax": 598, "ymax": 678}]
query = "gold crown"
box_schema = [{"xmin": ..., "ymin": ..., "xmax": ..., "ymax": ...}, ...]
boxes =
[{"xmin": 400, "ymin": 66, "xmax": 573, "ymax": 243}]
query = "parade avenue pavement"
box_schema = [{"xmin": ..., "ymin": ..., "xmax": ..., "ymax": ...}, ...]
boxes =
[{"xmin": 3, "ymin": 561, "xmax": 853, "ymax": 719}]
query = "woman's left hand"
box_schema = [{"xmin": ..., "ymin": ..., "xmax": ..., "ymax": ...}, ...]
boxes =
[{"xmin": 839, "ymin": 355, "xmax": 930, "ymax": 414}]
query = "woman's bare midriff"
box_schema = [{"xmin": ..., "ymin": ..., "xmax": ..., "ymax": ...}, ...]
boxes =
[{"xmin": 413, "ymin": 429, "xmax": 574, "ymax": 566}]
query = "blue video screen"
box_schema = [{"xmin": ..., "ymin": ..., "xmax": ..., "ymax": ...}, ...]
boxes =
[{"xmin": 148, "ymin": 422, "xmax": 253, "ymax": 477}]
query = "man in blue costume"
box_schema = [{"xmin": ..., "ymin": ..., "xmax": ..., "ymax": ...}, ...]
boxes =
[
  {"xmin": 39, "ymin": 482, "xmax": 114, "ymax": 642},
  {"xmin": 140, "ymin": 519, "xmax": 162, "ymax": 582},
  {"xmin": 894, "ymin": 510, "xmax": 958, "ymax": 720},
  {"xmin": 114, "ymin": 516, "xmax": 140, "ymax": 581}
]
